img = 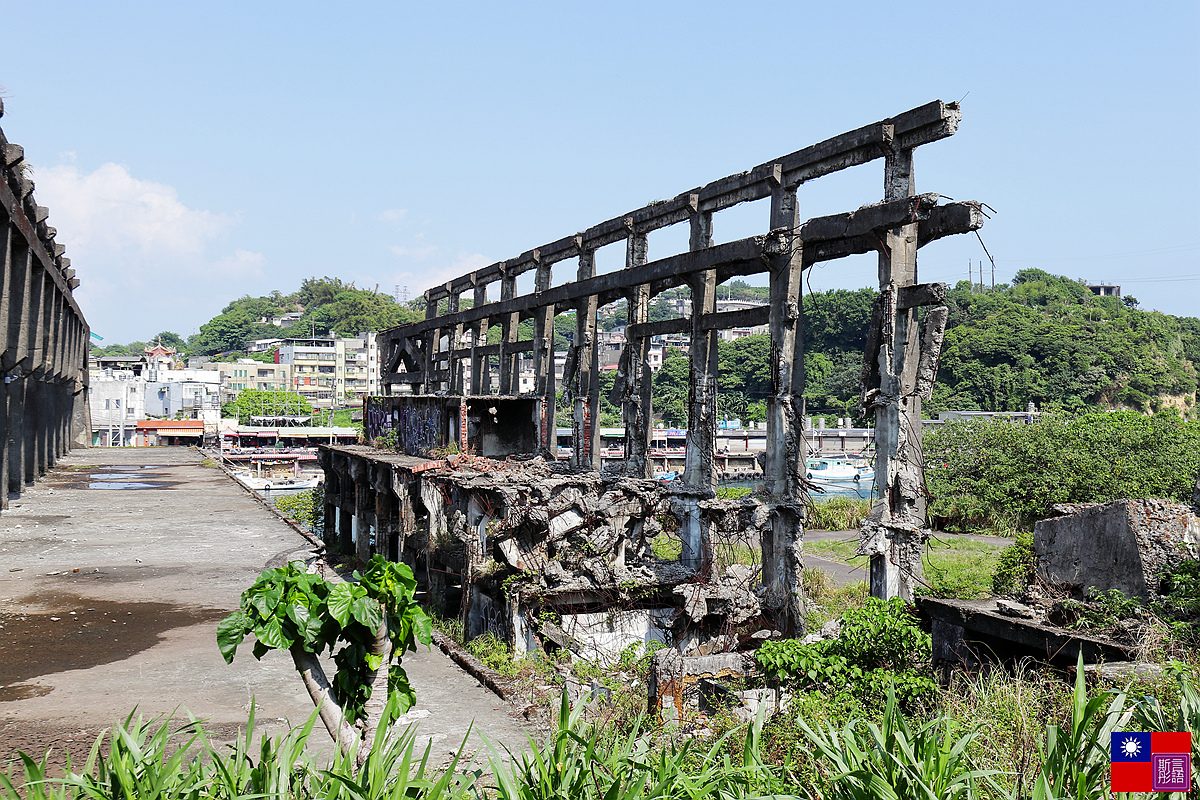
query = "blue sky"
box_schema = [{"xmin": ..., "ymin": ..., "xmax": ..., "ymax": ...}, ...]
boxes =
[{"xmin": 1, "ymin": 1, "xmax": 1196, "ymax": 343}]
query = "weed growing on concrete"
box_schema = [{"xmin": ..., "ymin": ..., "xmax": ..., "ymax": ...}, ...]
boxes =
[
  {"xmin": 991, "ymin": 530, "xmax": 1035, "ymax": 594},
  {"xmin": 801, "ymin": 569, "xmax": 867, "ymax": 630},
  {"xmin": 465, "ymin": 632, "xmax": 518, "ymax": 676}
]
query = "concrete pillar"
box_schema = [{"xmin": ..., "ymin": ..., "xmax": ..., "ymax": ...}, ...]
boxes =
[
  {"xmin": 498, "ymin": 270, "xmax": 519, "ymax": 394},
  {"xmin": 427, "ymin": 561, "xmax": 448, "ymax": 617},
  {"xmin": 0, "ymin": 223, "xmax": 10, "ymax": 504},
  {"xmin": 865, "ymin": 147, "xmax": 927, "ymax": 602},
  {"xmin": 531, "ymin": 259, "xmax": 556, "ymax": 454},
  {"xmin": 355, "ymin": 479, "xmax": 373, "ymax": 563},
  {"xmin": 762, "ymin": 175, "xmax": 806, "ymax": 635},
  {"xmin": 34, "ymin": 273, "xmax": 52, "ymax": 475},
  {"xmin": 23, "ymin": 377, "xmax": 37, "ymax": 484},
  {"xmin": 678, "ymin": 208, "xmax": 716, "ymax": 569},
  {"xmin": 377, "ymin": 488, "xmax": 397, "ymax": 561},
  {"xmin": 7, "ymin": 377, "xmax": 23, "ymax": 496},
  {"xmin": 469, "ymin": 282, "xmax": 488, "ymax": 395},
  {"xmin": 446, "ymin": 292, "xmax": 464, "ymax": 395},
  {"xmin": 397, "ymin": 477, "xmax": 415, "ymax": 566},
  {"xmin": 572, "ymin": 248, "xmax": 599, "ymax": 469},
  {"xmin": 338, "ymin": 498, "xmax": 353, "ymax": 555},
  {"xmin": 323, "ymin": 477, "xmax": 339, "ymax": 551},
  {"xmin": 622, "ymin": 228, "xmax": 652, "ymax": 478},
  {"xmin": 420, "ymin": 322, "xmax": 441, "ymax": 395},
  {"xmin": 71, "ymin": 377, "xmax": 90, "ymax": 450}
]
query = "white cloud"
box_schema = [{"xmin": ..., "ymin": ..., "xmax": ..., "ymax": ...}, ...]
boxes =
[
  {"xmin": 32, "ymin": 162, "xmax": 262, "ymax": 342},
  {"xmin": 37, "ymin": 163, "xmax": 233, "ymax": 256},
  {"xmin": 378, "ymin": 208, "xmax": 408, "ymax": 224},
  {"xmin": 212, "ymin": 249, "xmax": 267, "ymax": 280}
]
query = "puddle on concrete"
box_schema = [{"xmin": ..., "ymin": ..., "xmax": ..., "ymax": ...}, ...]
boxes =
[
  {"xmin": 85, "ymin": 482, "xmax": 163, "ymax": 490},
  {"xmin": 95, "ymin": 465, "xmax": 169, "ymax": 471},
  {"xmin": 88, "ymin": 474, "xmax": 153, "ymax": 480},
  {"xmin": 0, "ymin": 682, "xmax": 52, "ymax": 701},
  {"xmin": 0, "ymin": 592, "xmax": 227, "ymax": 693}
]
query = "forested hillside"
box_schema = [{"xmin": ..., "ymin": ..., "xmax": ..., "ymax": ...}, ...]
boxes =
[
  {"xmin": 91, "ymin": 277, "xmax": 420, "ymax": 359},
  {"xmin": 651, "ymin": 271, "xmax": 1199, "ymax": 422},
  {"xmin": 93, "ymin": 271, "xmax": 1199, "ymax": 419}
]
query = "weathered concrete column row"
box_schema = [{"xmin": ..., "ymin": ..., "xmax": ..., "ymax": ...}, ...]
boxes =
[
  {"xmin": 0, "ymin": 102, "xmax": 90, "ymax": 510},
  {"xmin": 377, "ymin": 100, "xmax": 984, "ymax": 628}
]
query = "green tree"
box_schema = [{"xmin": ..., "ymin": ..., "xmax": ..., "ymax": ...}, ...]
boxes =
[
  {"xmin": 152, "ymin": 331, "xmax": 186, "ymax": 350},
  {"xmin": 218, "ymin": 556, "xmax": 431, "ymax": 765},
  {"xmin": 652, "ymin": 349, "xmax": 690, "ymax": 426},
  {"xmin": 191, "ymin": 313, "xmax": 254, "ymax": 355},
  {"xmin": 229, "ymin": 389, "xmax": 312, "ymax": 424}
]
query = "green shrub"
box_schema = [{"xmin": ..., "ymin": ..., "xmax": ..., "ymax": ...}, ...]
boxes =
[
  {"xmin": 1156, "ymin": 559, "xmax": 1200, "ymax": 643},
  {"xmin": 925, "ymin": 411, "xmax": 1200, "ymax": 528},
  {"xmin": 273, "ymin": 486, "xmax": 324, "ymax": 535},
  {"xmin": 991, "ymin": 530, "xmax": 1035, "ymax": 594},
  {"xmin": 756, "ymin": 597, "xmax": 936, "ymax": 711}
]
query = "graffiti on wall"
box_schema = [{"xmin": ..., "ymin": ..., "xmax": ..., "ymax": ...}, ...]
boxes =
[{"xmin": 365, "ymin": 396, "xmax": 447, "ymax": 457}]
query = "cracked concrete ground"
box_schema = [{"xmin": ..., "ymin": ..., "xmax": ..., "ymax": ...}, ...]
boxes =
[{"xmin": 0, "ymin": 447, "xmax": 529, "ymax": 774}]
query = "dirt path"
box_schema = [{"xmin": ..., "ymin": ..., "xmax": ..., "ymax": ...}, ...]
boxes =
[{"xmin": 0, "ymin": 447, "xmax": 529, "ymax": 773}]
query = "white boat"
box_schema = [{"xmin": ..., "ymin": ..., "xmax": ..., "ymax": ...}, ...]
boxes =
[
  {"xmin": 233, "ymin": 471, "xmax": 323, "ymax": 492},
  {"xmin": 805, "ymin": 457, "xmax": 873, "ymax": 485}
]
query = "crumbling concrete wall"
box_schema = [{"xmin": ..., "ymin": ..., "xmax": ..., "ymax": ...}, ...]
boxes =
[
  {"xmin": 1035, "ymin": 499, "xmax": 1200, "ymax": 598},
  {"xmin": 332, "ymin": 451, "xmax": 767, "ymax": 660}
]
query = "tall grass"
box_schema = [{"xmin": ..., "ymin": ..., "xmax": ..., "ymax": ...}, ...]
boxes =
[
  {"xmin": 4, "ymin": 663, "xmax": 1198, "ymax": 800},
  {"xmin": 487, "ymin": 691, "xmax": 787, "ymax": 800},
  {"xmin": 806, "ymin": 497, "xmax": 871, "ymax": 531}
]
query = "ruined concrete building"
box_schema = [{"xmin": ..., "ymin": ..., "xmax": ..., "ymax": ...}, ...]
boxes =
[
  {"xmin": 0, "ymin": 101, "xmax": 92, "ymax": 507},
  {"xmin": 921, "ymin": 497, "xmax": 1200, "ymax": 675},
  {"xmin": 320, "ymin": 101, "xmax": 986, "ymax": 659}
]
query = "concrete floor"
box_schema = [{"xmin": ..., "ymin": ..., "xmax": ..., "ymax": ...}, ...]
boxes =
[{"xmin": 0, "ymin": 447, "xmax": 529, "ymax": 772}]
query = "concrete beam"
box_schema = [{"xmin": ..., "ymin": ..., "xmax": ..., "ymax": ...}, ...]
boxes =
[{"xmin": 388, "ymin": 101, "xmax": 960, "ymax": 332}]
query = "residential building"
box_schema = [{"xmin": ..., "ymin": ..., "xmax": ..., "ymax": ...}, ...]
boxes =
[
  {"xmin": 275, "ymin": 333, "xmax": 379, "ymax": 409},
  {"xmin": 89, "ymin": 343, "xmax": 224, "ymax": 444},
  {"xmin": 90, "ymin": 369, "xmax": 145, "ymax": 446},
  {"xmin": 213, "ymin": 360, "xmax": 292, "ymax": 404}
]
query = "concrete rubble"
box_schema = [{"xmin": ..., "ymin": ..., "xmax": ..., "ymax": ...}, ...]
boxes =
[
  {"xmin": 921, "ymin": 495, "xmax": 1200, "ymax": 678},
  {"xmin": 1035, "ymin": 499, "xmax": 1199, "ymax": 598},
  {"xmin": 321, "ymin": 448, "xmax": 766, "ymax": 663}
]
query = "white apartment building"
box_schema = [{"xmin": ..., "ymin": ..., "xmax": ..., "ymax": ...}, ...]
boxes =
[
  {"xmin": 213, "ymin": 360, "xmax": 292, "ymax": 404},
  {"xmin": 90, "ymin": 370, "xmax": 146, "ymax": 446},
  {"xmin": 275, "ymin": 333, "xmax": 379, "ymax": 410}
]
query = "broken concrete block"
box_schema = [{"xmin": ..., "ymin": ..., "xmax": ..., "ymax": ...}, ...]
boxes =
[
  {"xmin": 1082, "ymin": 661, "xmax": 1166, "ymax": 683},
  {"xmin": 995, "ymin": 599, "xmax": 1036, "ymax": 618},
  {"xmin": 496, "ymin": 537, "xmax": 524, "ymax": 569},
  {"xmin": 548, "ymin": 509, "xmax": 585, "ymax": 539},
  {"xmin": 649, "ymin": 649, "xmax": 752, "ymax": 721},
  {"xmin": 1034, "ymin": 499, "xmax": 1200, "ymax": 598}
]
